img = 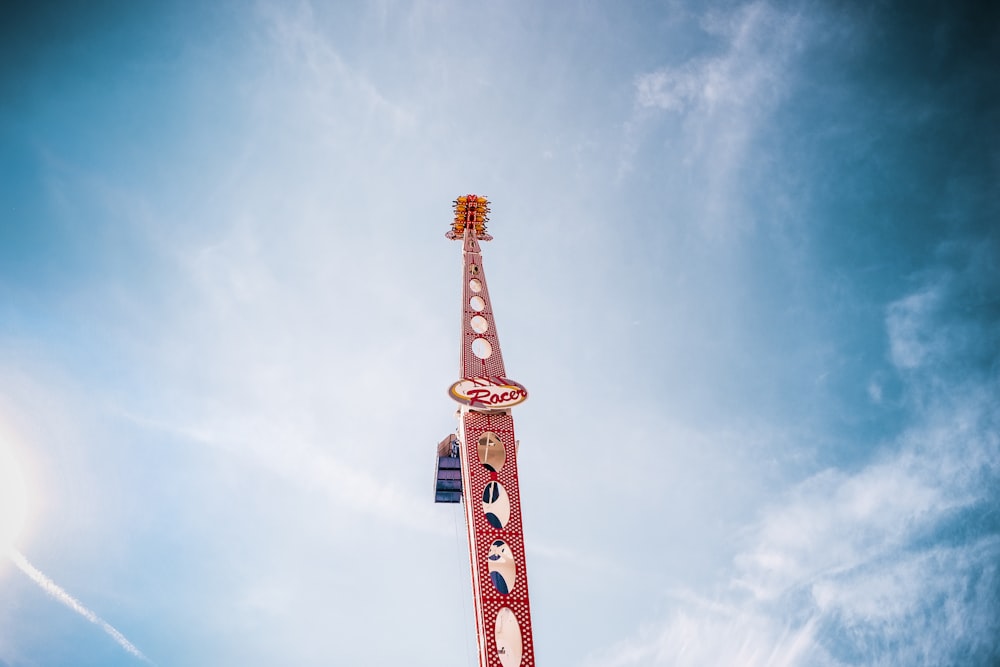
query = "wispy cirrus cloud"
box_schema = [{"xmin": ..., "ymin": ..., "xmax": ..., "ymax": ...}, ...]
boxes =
[
  {"xmin": 623, "ymin": 1, "xmax": 804, "ymax": 236},
  {"xmin": 586, "ymin": 249, "xmax": 1000, "ymax": 666},
  {"xmin": 8, "ymin": 550, "xmax": 151, "ymax": 663},
  {"xmin": 588, "ymin": 391, "xmax": 1000, "ymax": 666},
  {"xmin": 259, "ymin": 1, "xmax": 416, "ymax": 136},
  {"xmin": 634, "ymin": 3, "xmax": 800, "ymax": 115},
  {"xmin": 127, "ymin": 411, "xmax": 447, "ymax": 536},
  {"xmin": 885, "ymin": 242, "xmax": 1000, "ymax": 380}
]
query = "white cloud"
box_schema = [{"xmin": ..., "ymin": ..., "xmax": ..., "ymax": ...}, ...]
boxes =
[
  {"xmin": 866, "ymin": 380, "xmax": 883, "ymax": 404},
  {"xmin": 586, "ymin": 260, "xmax": 1000, "ymax": 665},
  {"xmin": 591, "ymin": 609, "xmax": 820, "ymax": 667},
  {"xmin": 8, "ymin": 550, "xmax": 151, "ymax": 663},
  {"xmin": 259, "ymin": 1, "xmax": 416, "ymax": 136},
  {"xmin": 886, "ymin": 284, "xmax": 946, "ymax": 370},
  {"xmin": 635, "ymin": 3, "xmax": 794, "ymax": 115},
  {"xmin": 589, "ymin": 397, "xmax": 999, "ymax": 665},
  {"xmin": 625, "ymin": 1, "xmax": 804, "ymax": 237}
]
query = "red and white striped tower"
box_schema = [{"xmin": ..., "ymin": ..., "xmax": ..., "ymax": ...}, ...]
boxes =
[{"xmin": 436, "ymin": 195, "xmax": 535, "ymax": 667}]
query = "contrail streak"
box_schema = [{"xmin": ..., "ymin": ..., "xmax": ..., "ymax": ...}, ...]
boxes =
[{"xmin": 8, "ymin": 549, "xmax": 151, "ymax": 663}]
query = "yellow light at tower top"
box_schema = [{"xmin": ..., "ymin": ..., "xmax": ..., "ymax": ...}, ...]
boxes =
[{"xmin": 447, "ymin": 194, "xmax": 492, "ymax": 240}]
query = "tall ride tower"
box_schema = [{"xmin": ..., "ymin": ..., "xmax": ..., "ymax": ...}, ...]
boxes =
[{"xmin": 434, "ymin": 195, "xmax": 536, "ymax": 667}]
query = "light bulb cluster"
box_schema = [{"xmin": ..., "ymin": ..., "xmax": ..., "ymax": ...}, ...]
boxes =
[{"xmin": 447, "ymin": 194, "xmax": 493, "ymax": 240}]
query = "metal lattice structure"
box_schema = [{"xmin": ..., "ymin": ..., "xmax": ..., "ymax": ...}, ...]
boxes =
[{"xmin": 434, "ymin": 195, "xmax": 535, "ymax": 667}]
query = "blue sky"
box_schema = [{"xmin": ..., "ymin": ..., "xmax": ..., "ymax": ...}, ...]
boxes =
[{"xmin": 1, "ymin": 1, "xmax": 998, "ymax": 665}]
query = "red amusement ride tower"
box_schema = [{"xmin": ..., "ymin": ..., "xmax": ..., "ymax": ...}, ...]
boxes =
[{"xmin": 434, "ymin": 195, "xmax": 536, "ymax": 667}]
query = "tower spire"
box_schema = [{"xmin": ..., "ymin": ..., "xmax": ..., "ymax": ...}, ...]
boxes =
[{"xmin": 434, "ymin": 195, "xmax": 536, "ymax": 667}]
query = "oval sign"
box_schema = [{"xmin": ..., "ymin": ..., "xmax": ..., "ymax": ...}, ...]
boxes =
[
  {"xmin": 495, "ymin": 607, "xmax": 523, "ymax": 667},
  {"xmin": 449, "ymin": 377, "xmax": 528, "ymax": 410},
  {"xmin": 477, "ymin": 432, "xmax": 506, "ymax": 473},
  {"xmin": 487, "ymin": 540, "xmax": 517, "ymax": 595},
  {"xmin": 483, "ymin": 480, "xmax": 511, "ymax": 529}
]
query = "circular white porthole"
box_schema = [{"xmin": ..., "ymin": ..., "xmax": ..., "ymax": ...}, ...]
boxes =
[
  {"xmin": 470, "ymin": 315, "xmax": 489, "ymax": 334},
  {"xmin": 471, "ymin": 337, "xmax": 493, "ymax": 359}
]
